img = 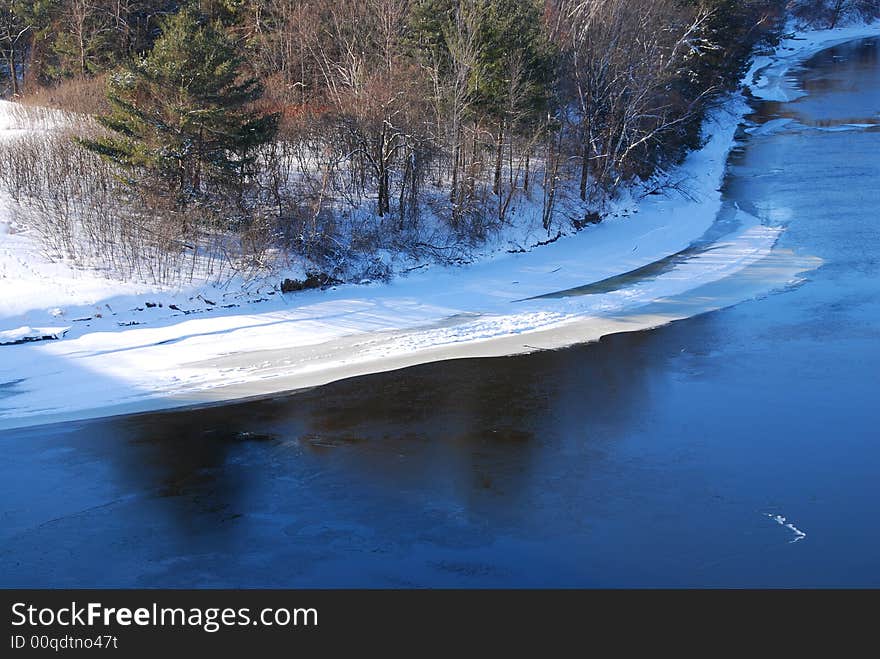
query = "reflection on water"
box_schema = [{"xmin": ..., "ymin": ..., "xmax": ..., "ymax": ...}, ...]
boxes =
[{"xmin": 1, "ymin": 38, "xmax": 879, "ymax": 587}]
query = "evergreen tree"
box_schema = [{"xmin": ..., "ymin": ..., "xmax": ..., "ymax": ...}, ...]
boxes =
[
  {"xmin": 81, "ymin": 7, "xmax": 278, "ymax": 197},
  {"xmin": 474, "ymin": 0, "xmax": 552, "ymax": 196},
  {"xmin": 472, "ymin": 0, "xmax": 550, "ymax": 122},
  {"xmin": 409, "ymin": 0, "xmax": 551, "ymax": 198},
  {"xmin": 409, "ymin": 0, "xmax": 550, "ymax": 126}
]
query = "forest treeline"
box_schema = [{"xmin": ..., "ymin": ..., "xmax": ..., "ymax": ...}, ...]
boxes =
[{"xmin": 0, "ymin": 1, "xmax": 875, "ymax": 285}]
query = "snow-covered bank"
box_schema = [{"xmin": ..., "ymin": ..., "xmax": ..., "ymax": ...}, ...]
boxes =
[
  {"xmin": 0, "ymin": 216, "xmax": 818, "ymax": 430},
  {"xmin": 9, "ymin": 16, "xmax": 873, "ymax": 428},
  {"xmin": 0, "ymin": 325, "xmax": 68, "ymax": 346},
  {"xmin": 0, "ymin": 96, "xmax": 768, "ymax": 427}
]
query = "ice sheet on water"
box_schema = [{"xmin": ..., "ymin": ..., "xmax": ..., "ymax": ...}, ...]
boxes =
[
  {"xmin": 766, "ymin": 513, "xmax": 807, "ymax": 543},
  {"xmin": 744, "ymin": 118, "xmax": 796, "ymax": 136}
]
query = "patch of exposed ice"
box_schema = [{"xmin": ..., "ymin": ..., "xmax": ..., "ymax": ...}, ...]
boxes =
[
  {"xmin": 766, "ymin": 513, "xmax": 808, "ymax": 544},
  {"xmin": 745, "ymin": 118, "xmax": 795, "ymax": 136}
]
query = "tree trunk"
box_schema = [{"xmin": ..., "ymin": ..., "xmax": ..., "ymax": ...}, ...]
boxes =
[
  {"xmin": 542, "ymin": 137, "xmax": 559, "ymax": 231},
  {"xmin": 468, "ymin": 118, "xmax": 479, "ymax": 197},
  {"xmin": 451, "ymin": 141, "xmax": 460, "ymax": 204},
  {"xmin": 7, "ymin": 52, "xmax": 18, "ymax": 96},
  {"xmin": 399, "ymin": 146, "xmax": 411, "ymax": 230},
  {"xmin": 451, "ymin": 121, "xmax": 461, "ymax": 226},
  {"xmin": 193, "ymin": 127, "xmax": 203, "ymax": 194},
  {"xmin": 579, "ymin": 128, "xmax": 590, "ymax": 202},
  {"xmin": 377, "ymin": 128, "xmax": 389, "ymax": 217},
  {"xmin": 493, "ymin": 121, "xmax": 504, "ymax": 196},
  {"xmin": 378, "ymin": 166, "xmax": 389, "ymax": 217},
  {"xmin": 829, "ymin": 0, "xmax": 845, "ymax": 29}
]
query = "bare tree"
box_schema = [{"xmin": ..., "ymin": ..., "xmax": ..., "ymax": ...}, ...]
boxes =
[
  {"xmin": 0, "ymin": 1, "xmax": 33, "ymax": 96},
  {"xmin": 560, "ymin": 0, "xmax": 719, "ymax": 206},
  {"xmin": 788, "ymin": 0, "xmax": 880, "ymax": 28}
]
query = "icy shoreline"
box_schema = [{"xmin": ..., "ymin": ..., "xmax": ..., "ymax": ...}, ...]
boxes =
[
  {"xmin": 747, "ymin": 21, "xmax": 880, "ymax": 102},
  {"xmin": 2, "ymin": 22, "xmax": 875, "ymax": 430}
]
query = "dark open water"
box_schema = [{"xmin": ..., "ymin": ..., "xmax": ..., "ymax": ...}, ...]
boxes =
[{"xmin": 1, "ymin": 38, "xmax": 878, "ymax": 587}]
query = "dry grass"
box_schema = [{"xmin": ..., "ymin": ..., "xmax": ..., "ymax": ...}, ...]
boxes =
[
  {"xmin": 20, "ymin": 75, "xmax": 110, "ymax": 117},
  {"xmin": 0, "ymin": 105, "xmax": 286, "ymax": 286}
]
